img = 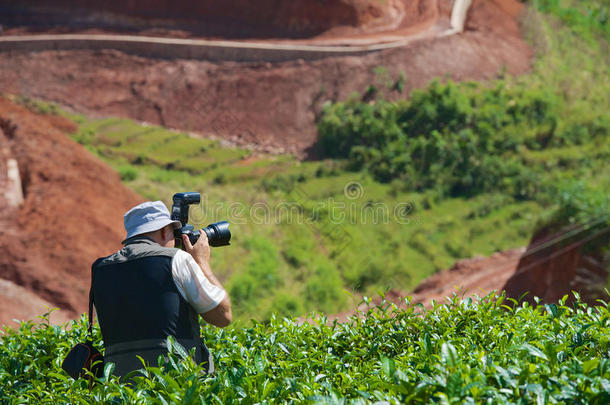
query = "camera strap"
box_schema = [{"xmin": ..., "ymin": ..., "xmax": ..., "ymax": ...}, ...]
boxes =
[{"xmin": 87, "ymin": 266, "xmax": 95, "ymax": 338}]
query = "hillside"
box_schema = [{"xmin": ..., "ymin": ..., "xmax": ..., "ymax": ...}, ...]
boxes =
[
  {"xmin": 0, "ymin": 0, "xmax": 531, "ymax": 155},
  {"xmin": 2, "ymin": 0, "xmax": 433, "ymax": 39},
  {"xmin": 0, "ymin": 96, "xmax": 142, "ymax": 326},
  {"xmin": 3, "ymin": 93, "xmax": 606, "ymax": 327},
  {"xmin": 0, "ymin": 0, "xmax": 607, "ymax": 326}
]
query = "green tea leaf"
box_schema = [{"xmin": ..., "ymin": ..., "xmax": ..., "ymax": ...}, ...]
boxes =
[{"xmin": 441, "ymin": 343, "xmax": 458, "ymax": 367}]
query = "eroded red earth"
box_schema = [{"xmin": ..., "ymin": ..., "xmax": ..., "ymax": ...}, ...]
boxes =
[
  {"xmin": 0, "ymin": 97, "xmax": 142, "ymax": 326},
  {"xmin": 3, "ymin": 0, "xmax": 437, "ymax": 40}
]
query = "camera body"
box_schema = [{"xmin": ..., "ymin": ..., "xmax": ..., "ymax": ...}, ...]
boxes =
[{"xmin": 171, "ymin": 192, "xmax": 231, "ymax": 248}]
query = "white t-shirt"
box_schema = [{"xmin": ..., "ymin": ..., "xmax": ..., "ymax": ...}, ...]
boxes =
[{"xmin": 171, "ymin": 250, "xmax": 226, "ymax": 314}]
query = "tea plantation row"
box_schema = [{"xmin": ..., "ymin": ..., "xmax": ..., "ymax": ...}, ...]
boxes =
[{"xmin": 1, "ymin": 294, "xmax": 608, "ymax": 403}]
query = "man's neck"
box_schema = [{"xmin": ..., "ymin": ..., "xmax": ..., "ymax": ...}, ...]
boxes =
[{"xmin": 123, "ymin": 235, "xmax": 159, "ymax": 246}]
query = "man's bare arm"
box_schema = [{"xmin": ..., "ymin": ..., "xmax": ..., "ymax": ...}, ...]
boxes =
[
  {"xmin": 202, "ymin": 294, "xmax": 232, "ymax": 328},
  {"xmin": 182, "ymin": 233, "xmax": 232, "ymax": 327}
]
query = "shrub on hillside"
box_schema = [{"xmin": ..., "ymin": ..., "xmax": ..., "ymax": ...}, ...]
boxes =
[
  {"xmin": 118, "ymin": 165, "xmax": 138, "ymax": 182},
  {"xmin": 317, "ymin": 80, "xmax": 564, "ymax": 199}
]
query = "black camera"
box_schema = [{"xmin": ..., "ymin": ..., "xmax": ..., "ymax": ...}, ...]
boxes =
[{"xmin": 171, "ymin": 192, "xmax": 231, "ymax": 248}]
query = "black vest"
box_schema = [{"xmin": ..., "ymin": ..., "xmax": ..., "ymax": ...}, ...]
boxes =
[{"xmin": 92, "ymin": 237, "xmax": 212, "ymax": 376}]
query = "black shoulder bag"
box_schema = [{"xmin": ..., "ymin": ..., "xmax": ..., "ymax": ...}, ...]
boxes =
[{"xmin": 61, "ymin": 271, "xmax": 105, "ymax": 380}]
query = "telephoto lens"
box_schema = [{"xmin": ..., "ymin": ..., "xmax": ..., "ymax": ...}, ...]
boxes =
[{"xmin": 202, "ymin": 221, "xmax": 231, "ymax": 247}]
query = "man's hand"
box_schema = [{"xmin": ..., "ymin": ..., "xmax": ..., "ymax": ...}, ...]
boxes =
[{"xmin": 182, "ymin": 232, "xmax": 210, "ymax": 265}]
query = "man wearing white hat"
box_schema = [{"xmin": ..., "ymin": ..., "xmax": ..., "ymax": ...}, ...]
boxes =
[{"xmin": 91, "ymin": 200, "xmax": 231, "ymax": 377}]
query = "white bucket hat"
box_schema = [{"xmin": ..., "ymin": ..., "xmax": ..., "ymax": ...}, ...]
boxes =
[{"xmin": 122, "ymin": 201, "xmax": 181, "ymax": 244}]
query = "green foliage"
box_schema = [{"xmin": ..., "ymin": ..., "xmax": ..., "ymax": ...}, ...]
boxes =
[
  {"xmin": 553, "ymin": 181, "xmax": 610, "ymax": 225},
  {"xmin": 261, "ymin": 174, "xmax": 305, "ymax": 193},
  {"xmin": 268, "ymin": 291, "xmax": 304, "ymax": 319},
  {"xmin": 118, "ymin": 165, "xmax": 139, "ymax": 182},
  {"xmin": 304, "ymin": 260, "xmax": 346, "ymax": 313},
  {"xmin": 317, "ymin": 77, "xmax": 604, "ymax": 200},
  {"xmin": 529, "ymin": 0, "xmax": 609, "ymax": 39},
  {"xmin": 1, "ymin": 295, "xmax": 609, "ymax": 403},
  {"xmin": 317, "ymin": 0, "xmax": 609, "ymax": 203},
  {"xmin": 228, "ymin": 237, "xmax": 282, "ymax": 318},
  {"xmin": 242, "ymin": 237, "xmax": 281, "ymax": 290},
  {"xmin": 394, "ymin": 72, "xmax": 406, "ymax": 94},
  {"xmin": 14, "ymin": 96, "xmax": 60, "ymax": 115}
]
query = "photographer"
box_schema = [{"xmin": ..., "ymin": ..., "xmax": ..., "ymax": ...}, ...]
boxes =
[{"xmin": 91, "ymin": 201, "xmax": 231, "ymax": 377}]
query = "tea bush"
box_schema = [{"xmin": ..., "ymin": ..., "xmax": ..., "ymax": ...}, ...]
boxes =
[{"xmin": 1, "ymin": 294, "xmax": 608, "ymax": 403}]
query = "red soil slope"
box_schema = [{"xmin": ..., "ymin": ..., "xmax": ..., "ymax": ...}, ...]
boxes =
[
  {"xmin": 0, "ymin": 97, "xmax": 142, "ymax": 327},
  {"xmin": 0, "ymin": 0, "xmax": 531, "ymax": 155},
  {"xmin": 2, "ymin": 0, "xmax": 430, "ymax": 39},
  {"xmin": 504, "ymin": 223, "xmax": 609, "ymax": 305},
  {"xmin": 0, "ymin": 278, "xmax": 72, "ymax": 326}
]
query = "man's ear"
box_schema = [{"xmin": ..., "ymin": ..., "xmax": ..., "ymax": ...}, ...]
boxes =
[{"xmin": 165, "ymin": 224, "xmax": 176, "ymax": 242}]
